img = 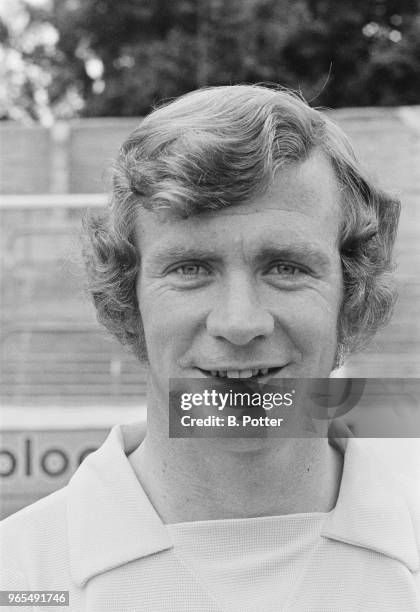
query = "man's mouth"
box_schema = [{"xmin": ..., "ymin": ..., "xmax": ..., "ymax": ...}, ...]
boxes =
[{"xmin": 197, "ymin": 366, "xmax": 283, "ymax": 380}]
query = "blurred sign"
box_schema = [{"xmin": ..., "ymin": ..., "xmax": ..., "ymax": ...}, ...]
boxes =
[{"xmin": 0, "ymin": 429, "xmax": 109, "ymax": 519}]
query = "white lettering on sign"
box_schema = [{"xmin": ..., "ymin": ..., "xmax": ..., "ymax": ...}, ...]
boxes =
[
  {"xmin": 0, "ymin": 437, "xmax": 100, "ymax": 479},
  {"xmin": 0, "ymin": 429, "xmax": 110, "ymax": 518}
]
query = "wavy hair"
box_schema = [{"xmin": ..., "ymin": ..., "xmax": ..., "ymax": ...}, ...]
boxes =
[{"xmin": 82, "ymin": 84, "xmax": 400, "ymax": 367}]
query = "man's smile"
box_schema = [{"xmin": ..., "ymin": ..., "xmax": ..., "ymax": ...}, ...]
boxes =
[{"xmin": 196, "ymin": 366, "xmax": 285, "ymax": 381}]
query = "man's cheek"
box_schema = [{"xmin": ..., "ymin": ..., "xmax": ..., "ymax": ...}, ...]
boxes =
[{"xmin": 289, "ymin": 311, "xmax": 335, "ymax": 352}]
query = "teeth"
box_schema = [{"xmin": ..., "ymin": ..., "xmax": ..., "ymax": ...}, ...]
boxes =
[
  {"xmin": 238, "ymin": 369, "xmax": 253, "ymax": 378},
  {"xmin": 226, "ymin": 370, "xmax": 239, "ymax": 378},
  {"xmin": 209, "ymin": 368, "xmax": 274, "ymax": 378}
]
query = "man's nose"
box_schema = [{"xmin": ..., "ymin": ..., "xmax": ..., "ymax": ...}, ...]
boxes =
[{"xmin": 206, "ymin": 275, "xmax": 274, "ymax": 345}]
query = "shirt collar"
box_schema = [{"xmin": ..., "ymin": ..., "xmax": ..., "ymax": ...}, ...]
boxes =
[
  {"xmin": 322, "ymin": 435, "xmax": 419, "ymax": 573},
  {"xmin": 67, "ymin": 424, "xmax": 419, "ymax": 587},
  {"xmin": 67, "ymin": 423, "xmax": 173, "ymax": 587}
]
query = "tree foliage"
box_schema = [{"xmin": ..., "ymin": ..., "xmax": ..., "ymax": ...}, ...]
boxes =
[{"xmin": 1, "ymin": 0, "xmax": 419, "ymax": 121}]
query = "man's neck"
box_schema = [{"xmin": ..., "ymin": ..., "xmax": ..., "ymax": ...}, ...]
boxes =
[{"xmin": 130, "ymin": 412, "xmax": 344, "ymax": 524}]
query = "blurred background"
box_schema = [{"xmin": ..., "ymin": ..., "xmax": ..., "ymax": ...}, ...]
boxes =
[{"xmin": 0, "ymin": 0, "xmax": 419, "ymax": 518}]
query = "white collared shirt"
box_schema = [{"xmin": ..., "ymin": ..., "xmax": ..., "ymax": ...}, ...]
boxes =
[{"xmin": 1, "ymin": 423, "xmax": 419, "ymax": 611}]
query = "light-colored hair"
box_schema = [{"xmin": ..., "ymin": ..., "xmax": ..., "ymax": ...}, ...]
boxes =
[{"xmin": 82, "ymin": 84, "xmax": 400, "ymax": 367}]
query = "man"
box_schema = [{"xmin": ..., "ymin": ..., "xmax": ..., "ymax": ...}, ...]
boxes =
[{"xmin": 1, "ymin": 85, "xmax": 419, "ymax": 610}]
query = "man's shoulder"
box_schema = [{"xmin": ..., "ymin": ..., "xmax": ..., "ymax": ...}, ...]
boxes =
[
  {"xmin": 0, "ymin": 487, "xmax": 70, "ymax": 590},
  {"xmin": 390, "ymin": 465, "xmax": 420, "ymax": 593},
  {"xmin": 399, "ymin": 470, "xmax": 420, "ymax": 548},
  {"xmin": 1, "ymin": 486, "xmax": 67, "ymax": 536}
]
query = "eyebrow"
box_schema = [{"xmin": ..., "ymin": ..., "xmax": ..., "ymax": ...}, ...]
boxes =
[
  {"xmin": 146, "ymin": 242, "xmax": 332, "ymax": 270},
  {"xmin": 255, "ymin": 245, "xmax": 332, "ymax": 269},
  {"xmin": 145, "ymin": 246, "xmax": 222, "ymax": 266}
]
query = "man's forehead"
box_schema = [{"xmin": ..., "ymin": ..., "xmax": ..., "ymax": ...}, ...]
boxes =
[{"xmin": 134, "ymin": 150, "xmax": 342, "ymax": 248}]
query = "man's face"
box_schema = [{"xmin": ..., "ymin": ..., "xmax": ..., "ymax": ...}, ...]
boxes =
[{"xmin": 135, "ymin": 150, "xmax": 343, "ymax": 404}]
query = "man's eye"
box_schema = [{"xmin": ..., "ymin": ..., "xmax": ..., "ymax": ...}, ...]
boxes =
[
  {"xmin": 266, "ymin": 263, "xmax": 305, "ymax": 276},
  {"xmin": 172, "ymin": 264, "xmax": 210, "ymax": 277}
]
